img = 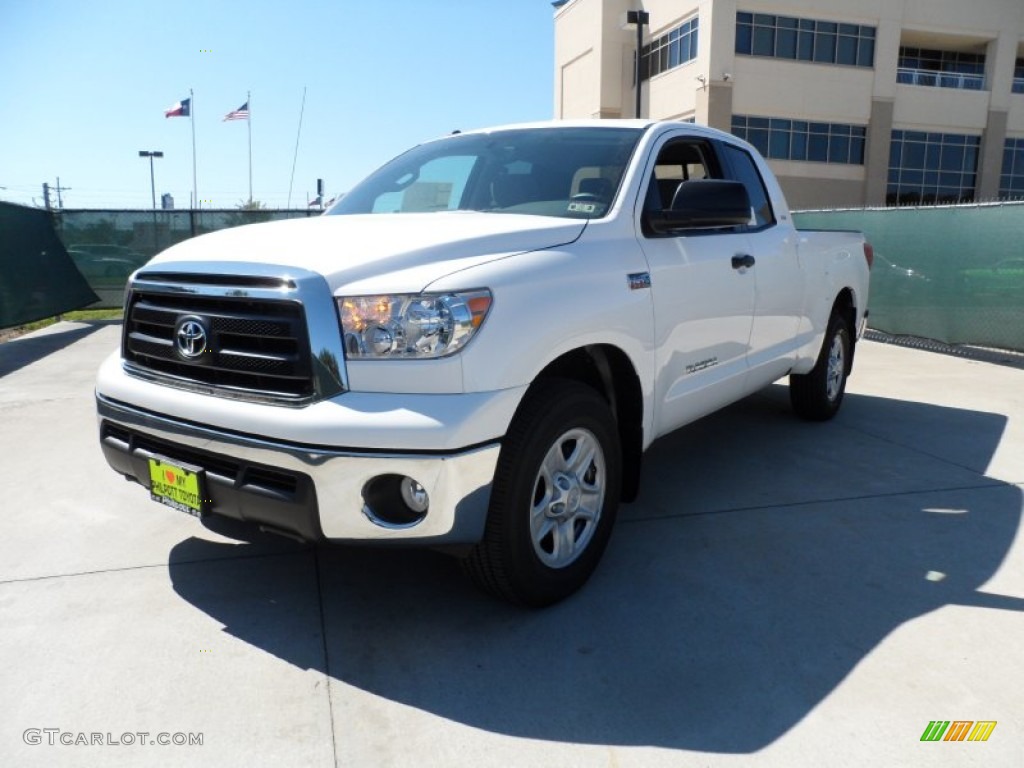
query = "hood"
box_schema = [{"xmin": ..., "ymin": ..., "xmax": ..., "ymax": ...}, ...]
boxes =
[{"xmin": 146, "ymin": 212, "xmax": 586, "ymax": 294}]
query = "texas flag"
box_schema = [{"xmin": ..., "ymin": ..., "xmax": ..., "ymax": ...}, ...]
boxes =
[{"xmin": 165, "ymin": 98, "xmax": 191, "ymax": 118}]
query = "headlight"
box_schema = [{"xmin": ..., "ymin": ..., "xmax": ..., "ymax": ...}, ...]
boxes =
[{"xmin": 336, "ymin": 290, "xmax": 492, "ymax": 359}]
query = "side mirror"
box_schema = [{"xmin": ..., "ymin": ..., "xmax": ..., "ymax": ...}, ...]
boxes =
[{"xmin": 646, "ymin": 179, "xmax": 752, "ymax": 233}]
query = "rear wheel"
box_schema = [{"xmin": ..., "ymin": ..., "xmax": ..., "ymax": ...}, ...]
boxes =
[
  {"xmin": 462, "ymin": 379, "xmax": 621, "ymax": 607},
  {"xmin": 790, "ymin": 312, "xmax": 852, "ymax": 421}
]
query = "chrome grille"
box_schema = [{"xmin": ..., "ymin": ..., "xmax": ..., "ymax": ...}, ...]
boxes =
[{"xmin": 123, "ymin": 284, "xmax": 314, "ymax": 402}]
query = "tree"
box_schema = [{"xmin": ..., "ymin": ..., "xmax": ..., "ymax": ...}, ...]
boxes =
[{"xmin": 222, "ymin": 199, "xmax": 272, "ymax": 229}]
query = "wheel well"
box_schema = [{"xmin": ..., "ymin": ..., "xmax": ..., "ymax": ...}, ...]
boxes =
[
  {"xmin": 529, "ymin": 345, "xmax": 644, "ymax": 503},
  {"xmin": 833, "ymin": 288, "xmax": 857, "ymax": 373}
]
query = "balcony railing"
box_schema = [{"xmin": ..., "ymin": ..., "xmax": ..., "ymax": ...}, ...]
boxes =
[{"xmin": 897, "ymin": 67, "xmax": 986, "ymax": 91}]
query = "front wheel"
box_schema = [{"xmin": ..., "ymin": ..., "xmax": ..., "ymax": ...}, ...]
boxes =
[
  {"xmin": 790, "ymin": 312, "xmax": 852, "ymax": 421},
  {"xmin": 462, "ymin": 379, "xmax": 621, "ymax": 607}
]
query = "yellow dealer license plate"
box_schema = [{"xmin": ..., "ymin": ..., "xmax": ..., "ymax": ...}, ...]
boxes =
[{"xmin": 148, "ymin": 457, "xmax": 207, "ymax": 517}]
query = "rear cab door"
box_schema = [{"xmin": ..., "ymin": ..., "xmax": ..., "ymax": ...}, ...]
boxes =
[{"xmin": 718, "ymin": 142, "xmax": 805, "ymax": 389}]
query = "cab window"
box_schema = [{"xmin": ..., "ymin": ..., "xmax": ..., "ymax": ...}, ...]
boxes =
[
  {"xmin": 645, "ymin": 140, "xmax": 718, "ymax": 213},
  {"xmin": 722, "ymin": 144, "xmax": 775, "ymax": 229}
]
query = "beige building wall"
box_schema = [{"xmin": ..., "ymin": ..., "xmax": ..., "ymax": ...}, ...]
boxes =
[
  {"xmin": 1010, "ymin": 97, "xmax": 1024, "ymax": 135},
  {"xmin": 554, "ymin": 0, "xmax": 1024, "ymax": 207},
  {"xmin": 892, "ymin": 86, "xmax": 991, "ymax": 132}
]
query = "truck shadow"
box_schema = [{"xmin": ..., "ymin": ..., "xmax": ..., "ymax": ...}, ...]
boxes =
[
  {"xmin": 0, "ymin": 320, "xmax": 113, "ymax": 378},
  {"xmin": 168, "ymin": 388, "xmax": 1023, "ymax": 753}
]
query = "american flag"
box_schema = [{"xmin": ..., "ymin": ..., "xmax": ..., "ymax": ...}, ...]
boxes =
[{"xmin": 223, "ymin": 101, "xmax": 249, "ymax": 121}]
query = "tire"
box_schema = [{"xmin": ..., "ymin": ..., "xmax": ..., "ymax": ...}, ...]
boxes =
[
  {"xmin": 790, "ymin": 311, "xmax": 852, "ymax": 421},
  {"xmin": 462, "ymin": 379, "xmax": 622, "ymax": 607}
]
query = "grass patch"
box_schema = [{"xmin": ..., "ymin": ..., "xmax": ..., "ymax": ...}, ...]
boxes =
[{"xmin": 62, "ymin": 309, "xmax": 123, "ymax": 321}]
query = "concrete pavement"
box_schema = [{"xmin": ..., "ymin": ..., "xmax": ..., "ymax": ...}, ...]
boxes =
[{"xmin": 1, "ymin": 321, "xmax": 1022, "ymax": 767}]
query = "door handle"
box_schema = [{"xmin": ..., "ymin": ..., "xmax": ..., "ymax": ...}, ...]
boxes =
[{"xmin": 732, "ymin": 254, "xmax": 756, "ymax": 269}]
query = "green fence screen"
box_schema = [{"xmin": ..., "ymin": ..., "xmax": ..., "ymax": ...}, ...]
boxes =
[
  {"xmin": 0, "ymin": 202, "xmax": 99, "ymax": 329},
  {"xmin": 794, "ymin": 202, "xmax": 1024, "ymax": 353},
  {"xmin": 52, "ymin": 208, "xmax": 318, "ymax": 309},
  {"xmin": 5, "ymin": 201, "xmax": 1022, "ymax": 353}
]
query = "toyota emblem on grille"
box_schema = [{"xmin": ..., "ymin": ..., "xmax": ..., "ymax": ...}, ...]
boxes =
[{"xmin": 175, "ymin": 317, "xmax": 209, "ymax": 360}]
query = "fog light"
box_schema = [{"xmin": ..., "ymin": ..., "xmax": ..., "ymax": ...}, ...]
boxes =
[
  {"xmin": 361, "ymin": 474, "xmax": 429, "ymax": 528},
  {"xmin": 400, "ymin": 477, "xmax": 429, "ymax": 513}
]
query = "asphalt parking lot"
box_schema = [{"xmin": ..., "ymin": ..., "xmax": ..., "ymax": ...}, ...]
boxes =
[{"xmin": 2, "ymin": 320, "xmax": 1022, "ymax": 767}]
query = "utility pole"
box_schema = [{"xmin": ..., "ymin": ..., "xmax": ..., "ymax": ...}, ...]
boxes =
[
  {"xmin": 42, "ymin": 182, "xmax": 52, "ymax": 210},
  {"xmin": 54, "ymin": 177, "xmax": 71, "ymax": 209}
]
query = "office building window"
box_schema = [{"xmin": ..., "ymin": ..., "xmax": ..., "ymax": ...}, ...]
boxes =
[
  {"xmin": 887, "ymin": 130, "xmax": 980, "ymax": 206},
  {"xmin": 639, "ymin": 16, "xmax": 698, "ymax": 82},
  {"xmin": 1001, "ymin": 138, "xmax": 1024, "ymax": 199},
  {"xmin": 1013, "ymin": 58, "xmax": 1024, "ymax": 94},
  {"xmin": 735, "ymin": 12, "xmax": 875, "ymax": 67},
  {"xmin": 897, "ymin": 47, "xmax": 986, "ymax": 91},
  {"xmin": 731, "ymin": 115, "xmax": 866, "ymax": 165}
]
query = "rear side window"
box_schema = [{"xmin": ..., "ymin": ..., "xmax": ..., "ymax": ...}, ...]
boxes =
[{"xmin": 722, "ymin": 144, "xmax": 775, "ymax": 229}]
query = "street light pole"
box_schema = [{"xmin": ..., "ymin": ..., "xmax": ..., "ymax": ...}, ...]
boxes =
[
  {"xmin": 138, "ymin": 150, "xmax": 164, "ymax": 209},
  {"xmin": 139, "ymin": 150, "xmax": 164, "ymax": 254},
  {"xmin": 625, "ymin": 10, "xmax": 650, "ymax": 119}
]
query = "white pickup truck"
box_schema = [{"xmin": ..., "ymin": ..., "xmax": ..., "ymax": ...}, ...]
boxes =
[{"xmin": 96, "ymin": 120, "xmax": 871, "ymax": 606}]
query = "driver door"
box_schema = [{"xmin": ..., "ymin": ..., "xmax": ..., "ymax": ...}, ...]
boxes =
[{"xmin": 636, "ymin": 135, "xmax": 756, "ymax": 437}]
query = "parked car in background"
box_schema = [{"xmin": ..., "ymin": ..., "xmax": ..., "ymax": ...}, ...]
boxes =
[
  {"xmin": 67, "ymin": 244, "xmax": 148, "ymax": 281},
  {"xmin": 961, "ymin": 258, "xmax": 1024, "ymax": 302}
]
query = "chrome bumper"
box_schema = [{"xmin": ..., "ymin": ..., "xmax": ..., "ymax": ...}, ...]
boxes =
[{"xmin": 96, "ymin": 394, "xmax": 500, "ymax": 544}]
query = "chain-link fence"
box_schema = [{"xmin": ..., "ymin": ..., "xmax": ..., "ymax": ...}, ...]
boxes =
[{"xmin": 793, "ymin": 202, "xmax": 1024, "ymax": 353}]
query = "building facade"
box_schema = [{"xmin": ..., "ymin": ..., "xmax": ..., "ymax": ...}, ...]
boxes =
[{"xmin": 553, "ymin": 0, "xmax": 1024, "ymax": 208}]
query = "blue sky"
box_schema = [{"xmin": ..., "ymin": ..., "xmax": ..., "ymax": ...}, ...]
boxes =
[{"xmin": 0, "ymin": 0, "xmax": 556, "ymax": 210}]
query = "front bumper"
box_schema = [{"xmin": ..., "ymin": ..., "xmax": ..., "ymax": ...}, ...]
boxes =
[{"xmin": 97, "ymin": 394, "xmax": 502, "ymax": 544}]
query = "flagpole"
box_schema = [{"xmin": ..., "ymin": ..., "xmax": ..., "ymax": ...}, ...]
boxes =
[
  {"xmin": 190, "ymin": 88, "xmax": 198, "ymax": 209},
  {"xmin": 247, "ymin": 90, "xmax": 253, "ymax": 204},
  {"xmin": 287, "ymin": 86, "xmax": 307, "ymax": 209}
]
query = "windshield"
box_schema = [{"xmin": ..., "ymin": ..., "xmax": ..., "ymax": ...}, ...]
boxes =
[{"xmin": 326, "ymin": 127, "xmax": 643, "ymax": 220}]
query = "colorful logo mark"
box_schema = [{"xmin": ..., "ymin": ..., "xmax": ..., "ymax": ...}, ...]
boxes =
[{"xmin": 920, "ymin": 721, "xmax": 997, "ymax": 742}]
